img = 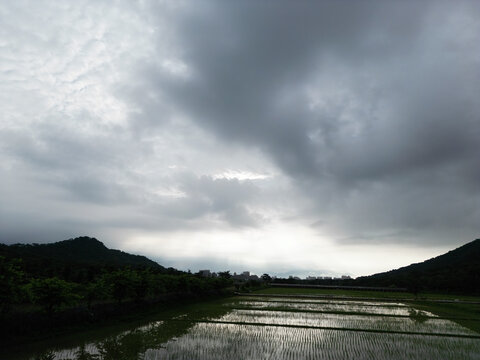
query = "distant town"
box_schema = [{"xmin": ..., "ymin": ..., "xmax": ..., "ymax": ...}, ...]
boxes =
[{"xmin": 198, "ymin": 270, "xmax": 352, "ymax": 281}]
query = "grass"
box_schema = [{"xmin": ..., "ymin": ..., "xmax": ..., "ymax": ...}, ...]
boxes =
[{"xmin": 413, "ymin": 301, "xmax": 480, "ymax": 334}]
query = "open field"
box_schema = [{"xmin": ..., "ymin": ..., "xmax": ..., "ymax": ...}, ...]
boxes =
[
  {"xmin": 252, "ymin": 286, "xmax": 480, "ymax": 302},
  {"xmin": 7, "ymin": 287, "xmax": 480, "ymax": 360},
  {"xmin": 150, "ymin": 322, "xmax": 480, "ymax": 360},
  {"xmin": 249, "ymin": 287, "xmax": 480, "ymax": 334}
]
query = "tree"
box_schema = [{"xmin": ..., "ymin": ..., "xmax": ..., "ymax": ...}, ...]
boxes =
[
  {"xmin": 261, "ymin": 273, "xmax": 272, "ymax": 282},
  {"xmin": 104, "ymin": 269, "xmax": 136, "ymax": 304},
  {"xmin": 218, "ymin": 271, "xmax": 231, "ymax": 279},
  {"xmin": 0, "ymin": 256, "xmax": 24, "ymax": 315},
  {"xmin": 406, "ymin": 273, "xmax": 421, "ymax": 298},
  {"xmin": 132, "ymin": 270, "xmax": 151, "ymax": 303},
  {"xmin": 83, "ymin": 278, "xmax": 108, "ymax": 309},
  {"xmin": 28, "ymin": 277, "xmax": 77, "ymax": 314}
]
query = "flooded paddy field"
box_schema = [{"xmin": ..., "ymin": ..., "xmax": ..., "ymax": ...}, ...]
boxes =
[
  {"xmin": 235, "ymin": 298, "xmax": 417, "ymax": 316},
  {"xmin": 6, "ymin": 294, "xmax": 480, "ymax": 360}
]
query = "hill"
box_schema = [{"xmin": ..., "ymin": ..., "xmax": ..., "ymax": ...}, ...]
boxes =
[
  {"xmin": 356, "ymin": 239, "xmax": 480, "ymax": 294},
  {"xmin": 0, "ymin": 236, "xmax": 178, "ymax": 282}
]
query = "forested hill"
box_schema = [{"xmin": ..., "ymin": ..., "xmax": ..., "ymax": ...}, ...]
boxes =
[
  {"xmin": 0, "ymin": 237, "xmax": 232, "ymax": 331},
  {"xmin": 0, "ymin": 236, "xmax": 180, "ymax": 282},
  {"xmin": 0, "ymin": 236, "xmax": 160, "ymax": 268},
  {"xmin": 356, "ymin": 238, "xmax": 480, "ymax": 294}
]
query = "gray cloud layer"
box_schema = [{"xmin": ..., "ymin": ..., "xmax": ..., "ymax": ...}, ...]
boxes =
[
  {"xmin": 132, "ymin": 0, "xmax": 480, "ymax": 244},
  {"xmin": 1, "ymin": 1, "xmax": 479, "ymax": 271}
]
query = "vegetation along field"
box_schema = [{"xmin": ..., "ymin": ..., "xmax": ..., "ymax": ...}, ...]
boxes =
[{"xmin": 5, "ymin": 288, "xmax": 480, "ymax": 360}]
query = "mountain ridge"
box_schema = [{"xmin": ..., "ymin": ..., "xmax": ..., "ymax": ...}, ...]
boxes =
[
  {"xmin": 0, "ymin": 236, "xmax": 182, "ymax": 282},
  {"xmin": 0, "ymin": 236, "xmax": 161, "ymax": 269},
  {"xmin": 356, "ymin": 238, "xmax": 480, "ymax": 294}
]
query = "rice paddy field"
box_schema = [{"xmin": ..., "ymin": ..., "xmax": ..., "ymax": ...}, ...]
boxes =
[{"xmin": 7, "ymin": 290, "xmax": 480, "ymax": 360}]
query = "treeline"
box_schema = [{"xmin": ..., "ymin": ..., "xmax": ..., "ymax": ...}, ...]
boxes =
[
  {"xmin": 0, "ymin": 255, "xmax": 232, "ymax": 316},
  {"xmin": 270, "ymin": 272, "xmax": 479, "ymax": 295}
]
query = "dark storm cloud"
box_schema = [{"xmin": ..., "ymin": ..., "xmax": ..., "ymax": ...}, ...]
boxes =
[
  {"xmin": 1, "ymin": 0, "xmax": 479, "ymax": 259},
  {"xmin": 132, "ymin": 0, "xmax": 480, "ymax": 244},
  {"xmin": 140, "ymin": 1, "xmax": 429, "ymax": 177}
]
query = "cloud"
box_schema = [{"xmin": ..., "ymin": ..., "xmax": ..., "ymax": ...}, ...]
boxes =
[
  {"xmin": 132, "ymin": 0, "xmax": 480, "ymax": 245},
  {"xmin": 1, "ymin": 0, "xmax": 479, "ymax": 275}
]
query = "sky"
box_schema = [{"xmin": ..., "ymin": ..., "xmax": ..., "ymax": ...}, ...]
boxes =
[{"xmin": 1, "ymin": 0, "xmax": 479, "ymax": 278}]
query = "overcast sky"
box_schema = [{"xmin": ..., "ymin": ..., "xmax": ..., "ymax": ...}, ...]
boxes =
[{"xmin": 1, "ymin": 0, "xmax": 479, "ymax": 277}]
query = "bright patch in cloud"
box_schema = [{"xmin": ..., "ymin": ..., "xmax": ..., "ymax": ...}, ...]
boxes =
[
  {"xmin": 213, "ymin": 170, "xmax": 273, "ymax": 181},
  {"xmin": 161, "ymin": 59, "xmax": 192, "ymax": 78}
]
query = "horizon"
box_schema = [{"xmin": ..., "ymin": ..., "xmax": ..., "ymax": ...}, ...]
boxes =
[
  {"xmin": 1, "ymin": 1, "xmax": 479, "ymax": 279},
  {"xmin": 4, "ymin": 235, "xmax": 478, "ymax": 280}
]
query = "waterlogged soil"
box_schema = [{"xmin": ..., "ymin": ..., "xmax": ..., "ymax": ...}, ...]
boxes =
[
  {"xmin": 236, "ymin": 299, "xmax": 417, "ymax": 315},
  {"xmin": 150, "ymin": 323, "xmax": 480, "ymax": 360},
  {"xmin": 219, "ymin": 309, "xmax": 475, "ymax": 335},
  {"xmin": 5, "ymin": 295, "xmax": 480, "ymax": 360}
]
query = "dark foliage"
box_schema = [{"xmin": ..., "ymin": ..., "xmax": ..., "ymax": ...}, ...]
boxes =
[
  {"xmin": 355, "ymin": 239, "xmax": 480, "ymax": 294},
  {"xmin": 0, "ymin": 237, "xmax": 182, "ymax": 284},
  {"xmin": 0, "ymin": 256, "xmax": 24, "ymax": 314},
  {"xmin": 0, "ymin": 237, "xmax": 233, "ymax": 325}
]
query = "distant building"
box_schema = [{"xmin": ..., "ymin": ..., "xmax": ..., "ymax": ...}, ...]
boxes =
[
  {"xmin": 233, "ymin": 271, "xmax": 249, "ymax": 281},
  {"xmin": 232, "ymin": 271, "xmax": 261, "ymax": 282},
  {"xmin": 199, "ymin": 270, "xmax": 211, "ymax": 277},
  {"xmin": 306, "ymin": 276, "xmax": 317, "ymax": 280},
  {"xmin": 341, "ymin": 275, "xmax": 352, "ymax": 280}
]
